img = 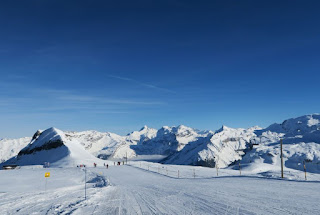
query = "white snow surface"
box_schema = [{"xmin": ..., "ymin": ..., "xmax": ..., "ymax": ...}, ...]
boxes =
[
  {"xmin": 0, "ymin": 163, "xmax": 319, "ymax": 214},
  {"xmin": 0, "ymin": 137, "xmax": 31, "ymax": 163}
]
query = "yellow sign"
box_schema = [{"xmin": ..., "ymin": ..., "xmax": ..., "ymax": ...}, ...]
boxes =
[{"xmin": 45, "ymin": 172, "xmax": 50, "ymax": 178}]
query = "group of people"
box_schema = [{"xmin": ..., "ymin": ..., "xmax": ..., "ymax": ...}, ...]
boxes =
[{"xmin": 77, "ymin": 161, "xmax": 126, "ymax": 168}]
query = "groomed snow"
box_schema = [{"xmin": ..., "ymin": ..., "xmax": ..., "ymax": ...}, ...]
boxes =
[{"xmin": 0, "ymin": 163, "xmax": 319, "ymax": 214}]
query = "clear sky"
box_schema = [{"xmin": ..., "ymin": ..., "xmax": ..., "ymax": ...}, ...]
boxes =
[{"xmin": 1, "ymin": 0, "xmax": 320, "ymax": 138}]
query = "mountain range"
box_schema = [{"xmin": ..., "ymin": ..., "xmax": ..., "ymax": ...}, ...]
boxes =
[{"xmin": 1, "ymin": 114, "xmax": 319, "ymax": 173}]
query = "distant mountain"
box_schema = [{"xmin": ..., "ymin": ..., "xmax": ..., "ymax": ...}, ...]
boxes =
[
  {"xmin": 162, "ymin": 126, "xmax": 259, "ymax": 168},
  {"xmin": 1, "ymin": 114, "xmax": 319, "ymax": 173},
  {"xmin": 1, "ymin": 128, "xmax": 107, "ymax": 167},
  {"xmin": 0, "ymin": 137, "xmax": 31, "ymax": 163},
  {"xmin": 111, "ymin": 125, "xmax": 158, "ymax": 159},
  {"xmin": 242, "ymin": 114, "xmax": 320, "ymax": 173},
  {"xmin": 65, "ymin": 130, "xmax": 125, "ymax": 159}
]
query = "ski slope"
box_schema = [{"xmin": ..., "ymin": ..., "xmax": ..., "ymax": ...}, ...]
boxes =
[{"xmin": 0, "ymin": 163, "xmax": 320, "ymax": 215}]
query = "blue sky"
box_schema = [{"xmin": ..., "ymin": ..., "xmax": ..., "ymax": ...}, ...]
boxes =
[{"xmin": 1, "ymin": 0, "xmax": 320, "ymax": 138}]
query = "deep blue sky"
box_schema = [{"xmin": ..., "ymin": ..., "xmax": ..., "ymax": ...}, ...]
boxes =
[{"xmin": 1, "ymin": 0, "xmax": 319, "ymax": 138}]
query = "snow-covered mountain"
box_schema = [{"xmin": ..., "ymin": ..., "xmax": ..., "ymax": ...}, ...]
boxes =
[
  {"xmin": 1, "ymin": 114, "xmax": 319, "ymax": 173},
  {"xmin": 0, "ymin": 137, "xmax": 31, "ymax": 163},
  {"xmin": 111, "ymin": 125, "xmax": 158, "ymax": 159},
  {"xmin": 162, "ymin": 126, "xmax": 259, "ymax": 168},
  {"xmin": 1, "ymin": 128, "xmax": 108, "ymax": 167},
  {"xmin": 65, "ymin": 130, "xmax": 125, "ymax": 159},
  {"xmin": 241, "ymin": 114, "xmax": 320, "ymax": 173}
]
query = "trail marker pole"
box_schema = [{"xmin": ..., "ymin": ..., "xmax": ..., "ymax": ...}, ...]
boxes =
[
  {"xmin": 215, "ymin": 156, "xmax": 219, "ymax": 176},
  {"xmin": 303, "ymin": 160, "xmax": 307, "ymax": 181},
  {"xmin": 126, "ymin": 152, "xmax": 128, "ymax": 165},
  {"xmin": 239, "ymin": 162, "xmax": 241, "ymax": 176},
  {"xmin": 166, "ymin": 167, "xmax": 168, "ymax": 176},
  {"xmin": 44, "ymin": 172, "xmax": 50, "ymax": 193},
  {"xmin": 280, "ymin": 139, "xmax": 284, "ymax": 178},
  {"xmin": 84, "ymin": 168, "xmax": 87, "ymax": 200},
  {"xmin": 148, "ymin": 165, "xmax": 149, "ymax": 171},
  {"xmin": 178, "ymin": 170, "xmax": 179, "ymax": 178},
  {"xmin": 193, "ymin": 169, "xmax": 195, "ymax": 179},
  {"xmin": 45, "ymin": 178, "xmax": 47, "ymax": 193},
  {"xmin": 158, "ymin": 166, "xmax": 160, "ymax": 173}
]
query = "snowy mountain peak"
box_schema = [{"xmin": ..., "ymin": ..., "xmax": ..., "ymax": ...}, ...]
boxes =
[
  {"xmin": 216, "ymin": 125, "xmax": 232, "ymax": 133},
  {"xmin": 1, "ymin": 127, "xmax": 107, "ymax": 167},
  {"xmin": 19, "ymin": 127, "xmax": 65, "ymax": 156},
  {"xmin": 139, "ymin": 125, "xmax": 149, "ymax": 131},
  {"xmin": 264, "ymin": 114, "xmax": 320, "ymax": 136}
]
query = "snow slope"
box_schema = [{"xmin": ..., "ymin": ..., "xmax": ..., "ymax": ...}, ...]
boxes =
[
  {"xmin": 0, "ymin": 164, "xmax": 319, "ymax": 214},
  {"xmin": 1, "ymin": 128, "xmax": 109, "ymax": 167},
  {"xmin": 0, "ymin": 137, "xmax": 31, "ymax": 163},
  {"xmin": 65, "ymin": 130, "xmax": 125, "ymax": 159}
]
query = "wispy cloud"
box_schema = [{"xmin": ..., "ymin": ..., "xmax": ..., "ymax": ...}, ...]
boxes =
[{"xmin": 108, "ymin": 75, "xmax": 176, "ymax": 93}]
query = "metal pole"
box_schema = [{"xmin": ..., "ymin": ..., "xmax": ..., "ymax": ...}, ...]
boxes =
[
  {"xmin": 239, "ymin": 162, "xmax": 241, "ymax": 176},
  {"xmin": 193, "ymin": 169, "xmax": 195, "ymax": 178},
  {"xmin": 303, "ymin": 160, "xmax": 307, "ymax": 181},
  {"xmin": 166, "ymin": 167, "xmax": 168, "ymax": 176},
  {"xmin": 85, "ymin": 168, "xmax": 87, "ymax": 200},
  {"xmin": 280, "ymin": 139, "xmax": 284, "ymax": 178},
  {"xmin": 178, "ymin": 170, "xmax": 179, "ymax": 178}
]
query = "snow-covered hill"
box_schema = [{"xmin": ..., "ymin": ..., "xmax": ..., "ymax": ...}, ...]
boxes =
[
  {"xmin": 1, "ymin": 128, "xmax": 108, "ymax": 167},
  {"xmin": 0, "ymin": 137, "xmax": 31, "ymax": 163}
]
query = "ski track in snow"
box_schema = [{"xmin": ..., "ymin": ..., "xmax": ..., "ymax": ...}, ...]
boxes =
[{"xmin": 1, "ymin": 165, "xmax": 320, "ymax": 215}]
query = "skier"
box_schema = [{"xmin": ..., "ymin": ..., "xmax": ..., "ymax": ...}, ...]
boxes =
[{"xmin": 106, "ymin": 164, "xmax": 109, "ymax": 169}]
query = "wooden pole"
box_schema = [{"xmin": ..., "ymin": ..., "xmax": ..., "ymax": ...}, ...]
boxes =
[
  {"xmin": 303, "ymin": 160, "xmax": 307, "ymax": 181},
  {"xmin": 280, "ymin": 139, "xmax": 284, "ymax": 178}
]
